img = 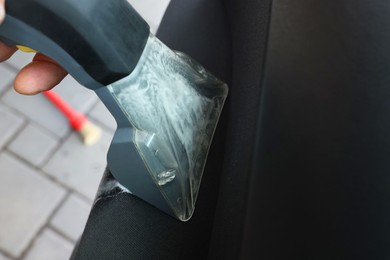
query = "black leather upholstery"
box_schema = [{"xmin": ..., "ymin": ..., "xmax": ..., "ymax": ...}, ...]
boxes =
[
  {"xmin": 244, "ymin": 1, "xmax": 390, "ymax": 259},
  {"xmin": 72, "ymin": 0, "xmax": 390, "ymax": 259}
]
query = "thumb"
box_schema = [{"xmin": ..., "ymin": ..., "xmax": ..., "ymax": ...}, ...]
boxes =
[{"xmin": 0, "ymin": 0, "xmax": 5, "ymax": 24}]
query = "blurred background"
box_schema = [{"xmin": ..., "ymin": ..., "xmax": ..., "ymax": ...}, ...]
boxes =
[{"xmin": 0, "ymin": 1, "xmax": 170, "ymax": 259}]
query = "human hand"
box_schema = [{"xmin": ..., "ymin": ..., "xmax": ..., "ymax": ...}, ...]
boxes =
[{"xmin": 0, "ymin": 0, "xmax": 68, "ymax": 95}]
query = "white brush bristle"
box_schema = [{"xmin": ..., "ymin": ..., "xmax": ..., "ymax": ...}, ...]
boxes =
[{"xmin": 79, "ymin": 121, "xmax": 102, "ymax": 146}]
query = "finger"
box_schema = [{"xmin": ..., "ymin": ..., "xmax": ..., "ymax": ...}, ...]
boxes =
[
  {"xmin": 0, "ymin": 0, "xmax": 5, "ymax": 23},
  {"xmin": 14, "ymin": 53, "xmax": 68, "ymax": 95},
  {"xmin": 0, "ymin": 41, "xmax": 17, "ymax": 62}
]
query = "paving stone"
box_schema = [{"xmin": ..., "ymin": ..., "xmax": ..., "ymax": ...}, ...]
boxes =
[
  {"xmin": 8, "ymin": 124, "xmax": 59, "ymax": 167},
  {"xmin": 50, "ymin": 194, "xmax": 92, "ymax": 242},
  {"xmin": 54, "ymin": 76, "xmax": 98, "ymax": 114},
  {"xmin": 0, "ymin": 153, "xmax": 66, "ymax": 258},
  {"xmin": 0, "ymin": 104, "xmax": 25, "ymax": 149},
  {"xmin": 89, "ymin": 101, "xmax": 117, "ymax": 132},
  {"xmin": 0, "ymin": 65, "xmax": 16, "ymax": 95},
  {"xmin": 0, "ymin": 253, "xmax": 10, "ymax": 260},
  {"xmin": 2, "ymin": 75, "xmax": 97, "ymax": 138},
  {"xmin": 2, "ymin": 89, "xmax": 70, "ymax": 138},
  {"xmin": 43, "ymin": 130, "xmax": 113, "ymax": 200},
  {"xmin": 23, "ymin": 229, "xmax": 74, "ymax": 260},
  {"xmin": 4, "ymin": 51, "xmax": 35, "ymax": 70},
  {"xmin": 128, "ymin": 0, "xmax": 170, "ymax": 33}
]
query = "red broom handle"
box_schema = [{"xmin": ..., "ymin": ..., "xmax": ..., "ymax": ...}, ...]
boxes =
[{"xmin": 43, "ymin": 90, "xmax": 87, "ymax": 131}]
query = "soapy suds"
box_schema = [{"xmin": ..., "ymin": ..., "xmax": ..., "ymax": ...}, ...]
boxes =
[{"xmin": 94, "ymin": 169, "xmax": 131, "ymax": 205}]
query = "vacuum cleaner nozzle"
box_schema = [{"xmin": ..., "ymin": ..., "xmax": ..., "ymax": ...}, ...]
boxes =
[
  {"xmin": 0, "ymin": 0, "xmax": 228, "ymax": 221},
  {"xmin": 106, "ymin": 35, "xmax": 228, "ymax": 221}
]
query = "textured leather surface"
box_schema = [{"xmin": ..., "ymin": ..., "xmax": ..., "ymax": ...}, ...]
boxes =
[{"xmin": 244, "ymin": 1, "xmax": 390, "ymax": 259}]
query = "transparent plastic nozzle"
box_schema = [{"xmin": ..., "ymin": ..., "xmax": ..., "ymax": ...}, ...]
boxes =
[{"xmin": 107, "ymin": 34, "xmax": 228, "ymax": 221}]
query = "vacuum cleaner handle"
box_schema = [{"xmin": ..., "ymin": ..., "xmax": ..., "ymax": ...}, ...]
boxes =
[
  {"xmin": 0, "ymin": 0, "xmax": 150, "ymax": 88},
  {"xmin": 0, "ymin": 0, "xmax": 229, "ymax": 221}
]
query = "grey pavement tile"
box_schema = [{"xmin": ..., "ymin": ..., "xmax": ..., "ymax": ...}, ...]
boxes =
[
  {"xmin": 23, "ymin": 229, "xmax": 74, "ymax": 260},
  {"xmin": 128, "ymin": 0, "xmax": 170, "ymax": 34},
  {"xmin": 2, "ymin": 89, "xmax": 70, "ymax": 138},
  {"xmin": 0, "ymin": 65, "xmax": 16, "ymax": 95},
  {"xmin": 4, "ymin": 51, "xmax": 35, "ymax": 70},
  {"xmin": 50, "ymin": 194, "xmax": 92, "ymax": 242},
  {"xmin": 0, "ymin": 104, "xmax": 25, "ymax": 149},
  {"xmin": 8, "ymin": 124, "xmax": 59, "ymax": 167},
  {"xmin": 55, "ymin": 76, "xmax": 98, "ymax": 114},
  {"xmin": 88, "ymin": 101, "xmax": 117, "ymax": 132},
  {"xmin": 0, "ymin": 253, "xmax": 10, "ymax": 260},
  {"xmin": 0, "ymin": 153, "xmax": 66, "ymax": 258},
  {"xmin": 43, "ymin": 130, "xmax": 113, "ymax": 200},
  {"xmin": 2, "ymin": 76, "xmax": 97, "ymax": 138}
]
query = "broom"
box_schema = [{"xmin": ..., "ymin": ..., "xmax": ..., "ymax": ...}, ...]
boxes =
[{"xmin": 43, "ymin": 90, "xmax": 102, "ymax": 145}]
